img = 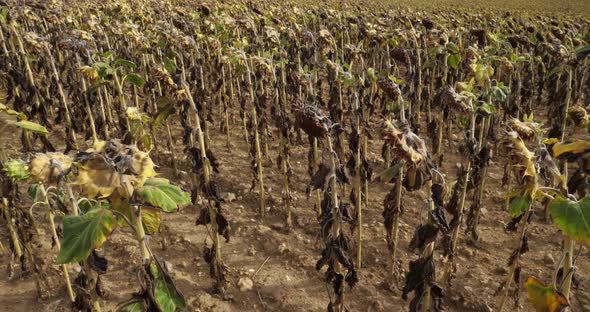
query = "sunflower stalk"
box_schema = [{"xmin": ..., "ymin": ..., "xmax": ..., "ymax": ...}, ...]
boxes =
[
  {"xmin": 442, "ymin": 112, "xmax": 475, "ymax": 283},
  {"xmin": 38, "ymin": 184, "xmax": 75, "ymax": 303},
  {"xmin": 559, "ymin": 65, "xmax": 574, "ymax": 300},
  {"xmin": 2, "ymin": 197, "xmax": 22, "ymax": 261},
  {"xmin": 496, "ymin": 208, "xmax": 531, "ymax": 311},
  {"xmin": 246, "ymin": 61, "xmax": 265, "ymax": 219},
  {"xmin": 388, "ymin": 96, "xmax": 406, "ymax": 287},
  {"xmin": 43, "ymin": 44, "xmax": 78, "ymax": 151}
]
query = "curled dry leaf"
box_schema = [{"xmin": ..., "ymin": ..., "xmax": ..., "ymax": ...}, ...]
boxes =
[
  {"xmin": 507, "ymin": 118, "xmax": 541, "ymax": 141},
  {"xmin": 382, "ymin": 120, "xmax": 425, "ymax": 165},
  {"xmin": 504, "ymin": 131, "xmax": 537, "ymax": 187},
  {"xmin": 436, "ymin": 85, "xmax": 473, "ymax": 113},
  {"xmin": 567, "ymin": 106, "xmax": 588, "ymax": 129},
  {"xmin": 293, "ymin": 100, "xmax": 330, "ymax": 138},
  {"xmin": 377, "ymin": 78, "xmax": 402, "ymax": 101},
  {"xmin": 30, "ymin": 152, "xmax": 73, "ymax": 184}
]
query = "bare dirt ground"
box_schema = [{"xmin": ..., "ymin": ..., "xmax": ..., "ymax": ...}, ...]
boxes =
[{"xmin": 1, "ymin": 109, "xmax": 590, "ymax": 312}]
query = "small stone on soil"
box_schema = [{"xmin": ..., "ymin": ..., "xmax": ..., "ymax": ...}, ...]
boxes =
[
  {"xmin": 222, "ymin": 192, "xmax": 237, "ymax": 202},
  {"xmin": 494, "ymin": 266, "xmax": 508, "ymax": 274},
  {"xmin": 543, "ymin": 253, "xmax": 555, "ymax": 265},
  {"xmin": 278, "ymin": 243, "xmax": 289, "ymax": 254},
  {"xmin": 238, "ymin": 276, "xmax": 254, "ymax": 291}
]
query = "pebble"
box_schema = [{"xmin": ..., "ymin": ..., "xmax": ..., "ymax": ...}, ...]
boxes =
[
  {"xmin": 494, "ymin": 266, "xmax": 508, "ymax": 275},
  {"xmin": 247, "ymin": 247, "xmax": 257, "ymax": 256},
  {"xmin": 278, "ymin": 243, "xmax": 289, "ymax": 254},
  {"xmin": 164, "ymin": 261, "xmax": 174, "ymax": 272},
  {"xmin": 256, "ymin": 224, "xmax": 271, "ymax": 234},
  {"xmin": 222, "ymin": 192, "xmax": 237, "ymax": 202},
  {"xmin": 238, "ymin": 276, "xmax": 254, "ymax": 291},
  {"xmin": 543, "ymin": 253, "xmax": 555, "ymax": 265},
  {"xmin": 463, "ymin": 248, "xmax": 475, "ymax": 258}
]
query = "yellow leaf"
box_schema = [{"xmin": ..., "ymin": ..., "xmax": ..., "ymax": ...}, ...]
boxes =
[
  {"xmin": 553, "ymin": 140, "xmax": 590, "ymax": 159},
  {"xmin": 73, "ymin": 155, "xmax": 126, "ymax": 199},
  {"xmin": 524, "ymin": 277, "xmax": 568, "ymax": 312},
  {"xmin": 543, "ymin": 138, "xmax": 559, "ymax": 145},
  {"xmin": 86, "ymin": 140, "xmax": 107, "ymax": 153},
  {"xmin": 130, "ymin": 150, "xmax": 157, "ymax": 185},
  {"xmin": 79, "ymin": 65, "xmax": 99, "ymax": 81}
]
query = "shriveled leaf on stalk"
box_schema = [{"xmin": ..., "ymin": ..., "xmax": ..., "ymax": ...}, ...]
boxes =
[
  {"xmin": 378, "ymin": 77, "xmax": 402, "ymax": 101},
  {"xmin": 153, "ymin": 97, "xmax": 176, "ymax": 128},
  {"xmin": 524, "ymin": 277, "xmax": 569, "ymax": 312},
  {"xmin": 548, "ymin": 196, "xmax": 590, "ymax": 248},
  {"xmin": 310, "ymin": 163, "xmax": 330, "ymax": 190},
  {"xmin": 382, "ymin": 120, "xmax": 425, "ymax": 165},
  {"xmin": 7, "ymin": 120, "xmax": 49, "ymax": 135},
  {"xmin": 409, "ymin": 224, "xmax": 439, "ymax": 250},
  {"xmin": 2, "ymin": 158, "xmax": 30, "ymax": 181},
  {"xmin": 506, "ymin": 118, "xmax": 541, "ymax": 140},
  {"xmin": 293, "ymin": 100, "xmax": 329, "ymax": 138},
  {"xmin": 505, "ymin": 131, "xmax": 536, "ymax": 179},
  {"xmin": 135, "ymin": 178, "xmax": 190, "ymax": 212},
  {"xmin": 567, "ymin": 106, "xmax": 589, "ymax": 129},
  {"xmin": 436, "ymin": 85, "xmax": 473, "ymax": 113},
  {"xmin": 402, "ymin": 255, "xmax": 435, "ymax": 299},
  {"xmin": 57, "ymin": 208, "xmax": 118, "ymax": 263}
]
